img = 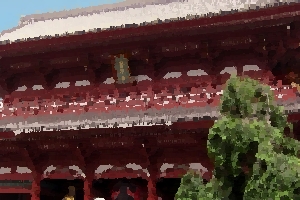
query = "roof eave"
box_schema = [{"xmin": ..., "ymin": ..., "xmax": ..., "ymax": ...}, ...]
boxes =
[{"xmin": 0, "ymin": 3, "xmax": 299, "ymax": 58}]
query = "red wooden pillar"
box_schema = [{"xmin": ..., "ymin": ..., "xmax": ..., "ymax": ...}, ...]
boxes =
[
  {"xmin": 31, "ymin": 173, "xmax": 41, "ymax": 200},
  {"xmin": 147, "ymin": 178, "xmax": 158, "ymax": 200},
  {"xmin": 84, "ymin": 173, "xmax": 94, "ymax": 200},
  {"xmin": 84, "ymin": 179, "xmax": 91, "ymax": 200},
  {"xmin": 146, "ymin": 166, "xmax": 159, "ymax": 200},
  {"xmin": 236, "ymin": 65, "xmax": 243, "ymax": 77}
]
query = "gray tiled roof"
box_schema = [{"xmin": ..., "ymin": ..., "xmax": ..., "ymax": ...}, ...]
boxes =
[{"xmin": 0, "ymin": 0, "xmax": 297, "ymax": 43}]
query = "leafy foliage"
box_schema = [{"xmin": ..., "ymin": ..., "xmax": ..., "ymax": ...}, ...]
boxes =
[
  {"xmin": 176, "ymin": 76, "xmax": 300, "ymax": 199},
  {"xmin": 175, "ymin": 171, "xmax": 209, "ymax": 200},
  {"xmin": 175, "ymin": 171, "xmax": 225, "ymax": 200}
]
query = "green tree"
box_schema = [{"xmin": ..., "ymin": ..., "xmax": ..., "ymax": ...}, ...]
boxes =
[
  {"xmin": 175, "ymin": 171, "xmax": 205, "ymax": 199},
  {"xmin": 176, "ymin": 76, "xmax": 300, "ymax": 199}
]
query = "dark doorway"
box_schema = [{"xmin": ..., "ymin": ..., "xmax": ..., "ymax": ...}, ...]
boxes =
[
  {"xmin": 93, "ymin": 178, "xmax": 148, "ymax": 200},
  {"xmin": 40, "ymin": 179, "xmax": 84, "ymax": 200},
  {"xmin": 156, "ymin": 178, "xmax": 181, "ymax": 200},
  {"xmin": 0, "ymin": 193, "xmax": 31, "ymax": 200}
]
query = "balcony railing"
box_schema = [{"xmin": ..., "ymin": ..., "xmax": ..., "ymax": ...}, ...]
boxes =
[{"xmin": 0, "ymin": 74, "xmax": 297, "ymax": 130}]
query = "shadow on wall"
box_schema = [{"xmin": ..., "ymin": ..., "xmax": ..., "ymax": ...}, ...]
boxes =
[
  {"xmin": 93, "ymin": 178, "xmax": 148, "ymax": 200},
  {"xmin": 0, "ymin": 194, "xmax": 31, "ymax": 200},
  {"xmin": 156, "ymin": 178, "xmax": 181, "ymax": 200},
  {"xmin": 40, "ymin": 179, "xmax": 84, "ymax": 200}
]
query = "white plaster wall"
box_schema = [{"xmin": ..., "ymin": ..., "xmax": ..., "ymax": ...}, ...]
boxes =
[
  {"xmin": 187, "ymin": 69, "xmax": 208, "ymax": 76},
  {"xmin": 0, "ymin": 167, "xmax": 11, "ymax": 174},
  {"xmin": 243, "ymin": 65, "xmax": 261, "ymax": 72},
  {"xmin": 0, "ymin": 166, "xmax": 32, "ymax": 174}
]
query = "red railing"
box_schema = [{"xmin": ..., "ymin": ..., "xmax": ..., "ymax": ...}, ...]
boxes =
[{"xmin": 0, "ymin": 80, "xmax": 296, "ymax": 121}]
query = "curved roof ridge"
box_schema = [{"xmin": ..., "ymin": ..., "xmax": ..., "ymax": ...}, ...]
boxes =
[
  {"xmin": 18, "ymin": 0, "xmax": 184, "ymax": 24},
  {"xmin": 0, "ymin": 0, "xmax": 183, "ymax": 39},
  {"xmin": 0, "ymin": 0, "xmax": 297, "ymax": 43}
]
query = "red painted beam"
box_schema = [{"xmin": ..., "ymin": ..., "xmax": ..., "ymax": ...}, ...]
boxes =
[
  {"xmin": 288, "ymin": 113, "xmax": 300, "ymax": 121},
  {"xmin": 12, "ymin": 122, "xmax": 208, "ymax": 139},
  {"xmin": 0, "ymin": 88, "xmax": 295, "ymax": 124},
  {"xmin": 172, "ymin": 121, "xmax": 214, "ymax": 129},
  {"xmin": 0, "ymin": 131, "xmax": 15, "ymax": 139},
  {"xmin": 0, "ymin": 188, "xmax": 31, "ymax": 193},
  {"xmin": 0, "ymin": 173, "xmax": 33, "ymax": 180}
]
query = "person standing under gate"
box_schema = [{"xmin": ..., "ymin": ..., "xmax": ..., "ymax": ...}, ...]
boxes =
[
  {"xmin": 63, "ymin": 186, "xmax": 76, "ymax": 200},
  {"xmin": 115, "ymin": 186, "xmax": 134, "ymax": 200}
]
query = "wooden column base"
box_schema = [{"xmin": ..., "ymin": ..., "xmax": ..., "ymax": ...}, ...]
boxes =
[
  {"xmin": 84, "ymin": 178, "xmax": 94, "ymax": 200},
  {"xmin": 30, "ymin": 173, "xmax": 41, "ymax": 200},
  {"xmin": 147, "ymin": 178, "xmax": 158, "ymax": 200}
]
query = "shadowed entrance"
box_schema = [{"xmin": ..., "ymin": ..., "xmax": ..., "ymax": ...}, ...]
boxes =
[
  {"xmin": 40, "ymin": 179, "xmax": 84, "ymax": 200},
  {"xmin": 156, "ymin": 178, "xmax": 181, "ymax": 200},
  {"xmin": 0, "ymin": 193, "xmax": 31, "ymax": 200},
  {"xmin": 93, "ymin": 178, "xmax": 148, "ymax": 200}
]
